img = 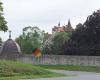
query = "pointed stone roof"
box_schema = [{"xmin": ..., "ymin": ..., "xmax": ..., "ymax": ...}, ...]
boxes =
[
  {"xmin": 0, "ymin": 31, "xmax": 21, "ymax": 59},
  {"xmin": 0, "ymin": 39, "xmax": 21, "ymax": 54},
  {"xmin": 58, "ymin": 22, "xmax": 60, "ymax": 27},
  {"xmin": 67, "ymin": 19, "xmax": 72, "ymax": 27}
]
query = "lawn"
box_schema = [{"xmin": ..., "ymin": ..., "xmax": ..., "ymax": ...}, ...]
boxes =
[
  {"xmin": 0, "ymin": 60, "xmax": 64, "ymax": 80},
  {"xmin": 38, "ymin": 65, "xmax": 100, "ymax": 73}
]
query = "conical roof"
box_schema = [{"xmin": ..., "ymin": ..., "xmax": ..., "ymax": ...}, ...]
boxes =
[
  {"xmin": 0, "ymin": 31, "xmax": 21, "ymax": 60},
  {"xmin": 0, "ymin": 39, "xmax": 21, "ymax": 54}
]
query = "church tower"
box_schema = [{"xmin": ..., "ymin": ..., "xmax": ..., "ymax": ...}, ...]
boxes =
[
  {"xmin": 58, "ymin": 22, "xmax": 60, "ymax": 27},
  {"xmin": 65, "ymin": 19, "xmax": 74, "ymax": 32},
  {"xmin": 67, "ymin": 19, "xmax": 72, "ymax": 27},
  {"xmin": 52, "ymin": 19, "xmax": 74, "ymax": 33}
]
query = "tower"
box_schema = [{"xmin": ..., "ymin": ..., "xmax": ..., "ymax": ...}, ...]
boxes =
[
  {"xmin": 67, "ymin": 19, "xmax": 71, "ymax": 27},
  {"xmin": 58, "ymin": 22, "xmax": 60, "ymax": 27}
]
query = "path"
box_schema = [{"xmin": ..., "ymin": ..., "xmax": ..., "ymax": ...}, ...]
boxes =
[{"xmin": 31, "ymin": 70, "xmax": 100, "ymax": 80}]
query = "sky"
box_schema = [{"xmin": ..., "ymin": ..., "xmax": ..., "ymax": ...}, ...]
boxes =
[{"xmin": 0, "ymin": 0, "xmax": 100, "ymax": 41}]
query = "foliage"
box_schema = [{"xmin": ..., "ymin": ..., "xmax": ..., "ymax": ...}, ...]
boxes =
[
  {"xmin": 43, "ymin": 32, "xmax": 71, "ymax": 55},
  {"xmin": 64, "ymin": 9, "xmax": 100, "ymax": 56},
  {"xmin": 16, "ymin": 26, "xmax": 45, "ymax": 54},
  {"xmin": 0, "ymin": 1, "xmax": 8, "ymax": 32}
]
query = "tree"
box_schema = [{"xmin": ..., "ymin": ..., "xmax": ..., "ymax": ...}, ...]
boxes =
[
  {"xmin": 64, "ymin": 23, "xmax": 87, "ymax": 55},
  {"xmin": 64, "ymin": 9, "xmax": 100, "ymax": 56},
  {"xmin": 16, "ymin": 26, "xmax": 45, "ymax": 54},
  {"xmin": 52, "ymin": 32, "xmax": 71, "ymax": 54},
  {"xmin": 0, "ymin": 1, "xmax": 8, "ymax": 46},
  {"xmin": 43, "ymin": 32, "xmax": 71, "ymax": 55},
  {"xmin": 83, "ymin": 10, "xmax": 100, "ymax": 55},
  {"xmin": 0, "ymin": 1, "xmax": 8, "ymax": 32}
]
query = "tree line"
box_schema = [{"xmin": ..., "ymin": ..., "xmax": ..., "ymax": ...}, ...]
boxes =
[{"xmin": 15, "ymin": 9, "xmax": 100, "ymax": 56}]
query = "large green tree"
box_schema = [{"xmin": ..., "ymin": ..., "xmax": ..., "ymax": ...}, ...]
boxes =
[
  {"xmin": 0, "ymin": 1, "xmax": 8, "ymax": 32},
  {"xmin": 52, "ymin": 32, "xmax": 71, "ymax": 55},
  {"xmin": 16, "ymin": 26, "xmax": 45, "ymax": 54}
]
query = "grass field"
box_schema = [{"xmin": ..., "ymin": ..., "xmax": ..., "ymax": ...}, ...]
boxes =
[
  {"xmin": 38, "ymin": 65, "xmax": 100, "ymax": 73},
  {"xmin": 0, "ymin": 61, "xmax": 64, "ymax": 80}
]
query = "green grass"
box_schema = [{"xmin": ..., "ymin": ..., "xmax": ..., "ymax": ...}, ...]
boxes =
[
  {"xmin": 0, "ymin": 73, "xmax": 63, "ymax": 80},
  {"xmin": 0, "ymin": 61, "xmax": 64, "ymax": 80},
  {"xmin": 38, "ymin": 65, "xmax": 100, "ymax": 73}
]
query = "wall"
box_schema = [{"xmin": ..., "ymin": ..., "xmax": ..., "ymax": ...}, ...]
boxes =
[{"xmin": 16, "ymin": 55, "xmax": 100, "ymax": 66}]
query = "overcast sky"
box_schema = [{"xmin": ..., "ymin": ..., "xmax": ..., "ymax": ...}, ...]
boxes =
[{"xmin": 0, "ymin": 0, "xmax": 100, "ymax": 41}]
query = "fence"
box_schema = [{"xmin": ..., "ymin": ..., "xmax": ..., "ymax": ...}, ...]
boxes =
[{"xmin": 16, "ymin": 55, "xmax": 100, "ymax": 66}]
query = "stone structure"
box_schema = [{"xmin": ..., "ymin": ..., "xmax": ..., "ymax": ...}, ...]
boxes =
[
  {"xmin": 52, "ymin": 20, "xmax": 74, "ymax": 33},
  {"xmin": 0, "ymin": 31, "xmax": 21, "ymax": 60},
  {"xmin": 17, "ymin": 55, "xmax": 100, "ymax": 67}
]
